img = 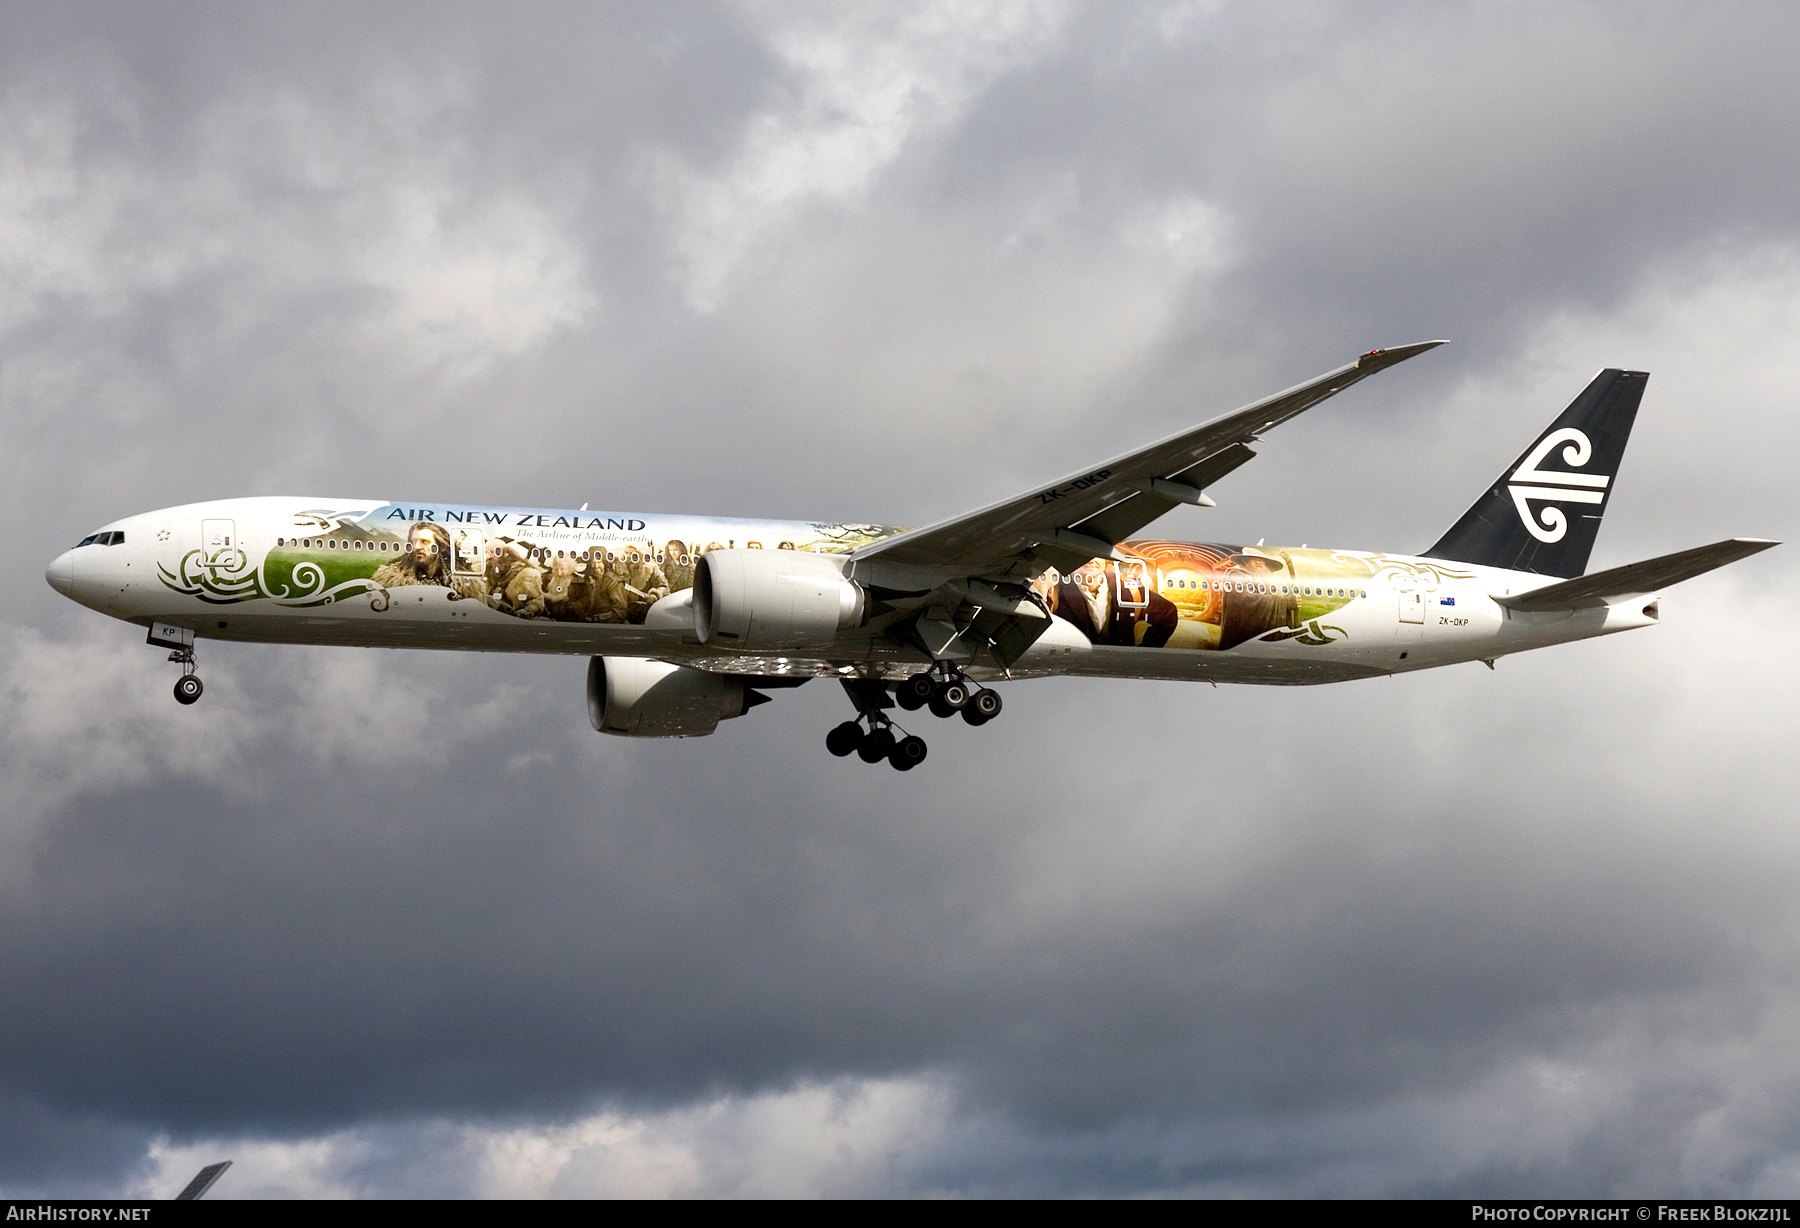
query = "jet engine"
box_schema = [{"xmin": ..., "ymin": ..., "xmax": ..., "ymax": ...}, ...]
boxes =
[
  {"xmin": 691, "ymin": 549, "xmax": 865, "ymax": 651},
  {"xmin": 587, "ymin": 656, "xmax": 759, "ymax": 738}
]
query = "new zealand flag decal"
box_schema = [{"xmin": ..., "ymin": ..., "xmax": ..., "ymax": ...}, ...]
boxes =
[{"xmin": 1440, "ymin": 597, "xmax": 1456, "ymax": 606}]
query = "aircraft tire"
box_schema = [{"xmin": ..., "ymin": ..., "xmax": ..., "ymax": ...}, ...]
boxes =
[
  {"xmin": 896, "ymin": 674, "xmax": 932, "ymax": 710},
  {"xmin": 888, "ymin": 735, "xmax": 927, "ymax": 771},
  {"xmin": 857, "ymin": 728, "xmax": 895, "ymax": 764},
  {"xmin": 960, "ymin": 704, "xmax": 989, "ymax": 727},
  {"xmin": 173, "ymin": 675, "xmax": 203, "ymax": 705},
  {"xmin": 938, "ymin": 681, "xmax": 969, "ymax": 710},
  {"xmin": 826, "ymin": 721, "xmax": 863, "ymax": 757},
  {"xmin": 971, "ymin": 689, "xmax": 1002, "ymax": 720},
  {"xmin": 928, "ymin": 694, "xmax": 957, "ymax": 719}
]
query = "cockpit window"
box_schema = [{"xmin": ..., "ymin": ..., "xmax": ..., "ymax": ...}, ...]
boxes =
[
  {"xmin": 79, "ymin": 531, "xmax": 125, "ymax": 547},
  {"xmin": 107, "ymin": 531, "xmax": 124, "ymax": 545},
  {"xmin": 77, "ymin": 535, "xmax": 98, "ymax": 548}
]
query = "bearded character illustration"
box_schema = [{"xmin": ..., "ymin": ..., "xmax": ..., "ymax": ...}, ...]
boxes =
[{"xmin": 373, "ymin": 522, "xmax": 487, "ymax": 600}]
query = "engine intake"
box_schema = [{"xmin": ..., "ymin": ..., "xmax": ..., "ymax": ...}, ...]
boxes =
[
  {"xmin": 692, "ymin": 549, "xmax": 864, "ymax": 651},
  {"xmin": 587, "ymin": 657, "xmax": 755, "ymax": 738}
]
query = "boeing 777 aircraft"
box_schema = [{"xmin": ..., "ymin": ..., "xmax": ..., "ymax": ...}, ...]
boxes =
[{"xmin": 44, "ymin": 342, "xmax": 1775, "ymax": 771}]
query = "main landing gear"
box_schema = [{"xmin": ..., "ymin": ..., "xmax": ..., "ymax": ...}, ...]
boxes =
[
  {"xmin": 170, "ymin": 647, "xmax": 203, "ymax": 705},
  {"xmin": 893, "ymin": 663, "xmax": 1002, "ymax": 726},
  {"xmin": 826, "ymin": 665, "xmax": 1003, "ymax": 770},
  {"xmin": 826, "ymin": 717, "xmax": 928, "ymax": 772},
  {"xmin": 829, "ymin": 676, "xmax": 928, "ymax": 771}
]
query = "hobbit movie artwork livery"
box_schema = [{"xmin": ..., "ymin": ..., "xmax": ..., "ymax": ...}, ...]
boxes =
[{"xmin": 47, "ymin": 345, "xmax": 1777, "ymax": 771}]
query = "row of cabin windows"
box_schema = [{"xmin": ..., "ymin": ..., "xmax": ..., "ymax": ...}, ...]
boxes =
[
  {"xmin": 248, "ymin": 539, "xmax": 1378, "ymax": 598},
  {"xmin": 1161, "ymin": 577, "xmax": 1366, "ymax": 599},
  {"xmin": 74, "ymin": 526, "xmax": 1369, "ymax": 601},
  {"xmin": 513, "ymin": 547, "xmax": 689, "ymax": 565},
  {"xmin": 274, "ymin": 537, "xmax": 692, "ymax": 566},
  {"xmin": 277, "ymin": 538, "xmax": 398, "ymax": 551}
]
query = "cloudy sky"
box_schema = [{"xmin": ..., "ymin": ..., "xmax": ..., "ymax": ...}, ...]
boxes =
[{"xmin": 2, "ymin": 0, "xmax": 1798, "ymax": 1198}]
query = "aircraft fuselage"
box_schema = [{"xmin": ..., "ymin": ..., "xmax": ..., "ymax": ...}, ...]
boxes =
[{"xmin": 45, "ymin": 495, "xmax": 1657, "ymax": 687}]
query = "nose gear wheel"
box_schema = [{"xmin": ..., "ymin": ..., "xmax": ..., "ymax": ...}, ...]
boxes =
[{"xmin": 167, "ymin": 644, "xmax": 203, "ymax": 706}]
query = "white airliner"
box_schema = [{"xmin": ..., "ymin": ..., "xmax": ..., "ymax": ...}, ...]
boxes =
[{"xmin": 45, "ymin": 342, "xmax": 1775, "ymax": 770}]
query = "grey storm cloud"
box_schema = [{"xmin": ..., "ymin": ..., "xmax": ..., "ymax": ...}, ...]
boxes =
[{"xmin": 0, "ymin": 0, "xmax": 1797, "ymax": 1198}]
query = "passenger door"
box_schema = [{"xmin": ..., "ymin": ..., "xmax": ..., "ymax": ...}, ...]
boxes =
[
  {"xmin": 1113, "ymin": 559, "xmax": 1152, "ymax": 610},
  {"xmin": 201, "ymin": 519, "xmax": 241, "ymax": 576},
  {"xmin": 1397, "ymin": 587, "xmax": 1424, "ymax": 637}
]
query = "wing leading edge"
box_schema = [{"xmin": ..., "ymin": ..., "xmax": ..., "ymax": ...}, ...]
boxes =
[{"xmin": 853, "ymin": 341, "xmax": 1446, "ymax": 575}]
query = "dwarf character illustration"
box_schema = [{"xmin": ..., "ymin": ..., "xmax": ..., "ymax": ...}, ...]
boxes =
[
  {"xmin": 621, "ymin": 546, "xmax": 671, "ymax": 623},
  {"xmin": 374, "ymin": 522, "xmax": 487, "ymax": 600},
  {"xmin": 662, "ymin": 539, "xmax": 695, "ymax": 594},
  {"xmin": 484, "ymin": 539, "xmax": 547, "ymax": 618}
]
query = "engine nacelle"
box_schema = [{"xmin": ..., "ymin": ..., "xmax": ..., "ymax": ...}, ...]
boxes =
[
  {"xmin": 587, "ymin": 656, "xmax": 753, "ymax": 738},
  {"xmin": 691, "ymin": 549, "xmax": 864, "ymax": 651}
]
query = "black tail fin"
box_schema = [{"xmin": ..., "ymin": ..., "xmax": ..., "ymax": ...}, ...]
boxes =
[{"xmin": 1423, "ymin": 368, "xmax": 1647, "ymax": 578}]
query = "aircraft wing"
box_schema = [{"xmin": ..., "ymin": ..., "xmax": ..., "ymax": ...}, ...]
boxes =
[
  {"xmin": 853, "ymin": 341, "xmax": 1446, "ymax": 574},
  {"xmin": 1495, "ymin": 538, "xmax": 1779, "ymax": 610}
]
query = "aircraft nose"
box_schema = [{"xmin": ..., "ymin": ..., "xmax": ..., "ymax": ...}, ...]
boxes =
[{"xmin": 45, "ymin": 550, "xmax": 76, "ymax": 598}]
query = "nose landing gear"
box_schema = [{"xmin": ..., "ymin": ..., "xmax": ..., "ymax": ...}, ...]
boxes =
[
  {"xmin": 173, "ymin": 670, "xmax": 204, "ymax": 705},
  {"xmin": 148, "ymin": 624, "xmax": 205, "ymax": 706},
  {"xmin": 170, "ymin": 647, "xmax": 203, "ymax": 705}
]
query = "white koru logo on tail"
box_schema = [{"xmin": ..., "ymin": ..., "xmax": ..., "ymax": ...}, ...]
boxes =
[{"xmin": 1507, "ymin": 428, "xmax": 1609, "ymax": 542}]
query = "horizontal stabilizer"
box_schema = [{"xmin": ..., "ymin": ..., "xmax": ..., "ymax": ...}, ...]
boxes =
[{"xmin": 1495, "ymin": 538, "xmax": 1778, "ymax": 610}]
